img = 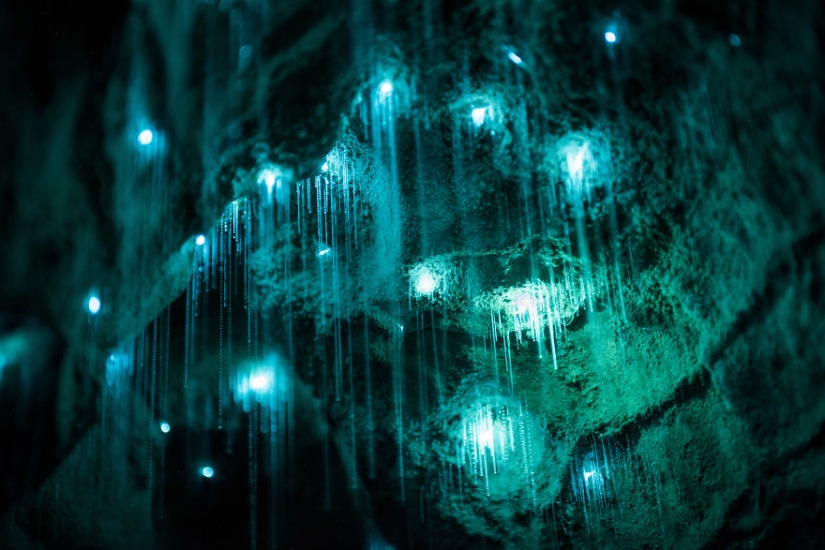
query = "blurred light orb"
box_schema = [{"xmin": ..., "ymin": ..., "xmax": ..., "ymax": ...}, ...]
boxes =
[
  {"xmin": 160, "ymin": 422, "xmax": 171, "ymax": 433},
  {"xmin": 507, "ymin": 51, "xmax": 523, "ymax": 65},
  {"xmin": 379, "ymin": 80, "xmax": 393, "ymax": 95},
  {"xmin": 729, "ymin": 34, "xmax": 741, "ymax": 47},
  {"xmin": 259, "ymin": 168, "xmax": 277, "ymax": 191},
  {"xmin": 415, "ymin": 269, "xmax": 437, "ymax": 295},
  {"xmin": 88, "ymin": 296, "xmax": 101, "ymax": 314},
  {"xmin": 471, "ymin": 107, "xmax": 487, "ymax": 127},
  {"xmin": 196, "ymin": 234, "xmax": 206, "ymax": 246},
  {"xmin": 201, "ymin": 466, "xmax": 214, "ymax": 478},
  {"xmin": 604, "ymin": 31, "xmax": 617, "ymax": 43},
  {"xmin": 516, "ymin": 294, "xmax": 534, "ymax": 314},
  {"xmin": 138, "ymin": 129, "xmax": 153, "ymax": 145},
  {"xmin": 565, "ymin": 143, "xmax": 590, "ymax": 181},
  {"xmin": 250, "ymin": 373, "xmax": 272, "ymax": 391}
]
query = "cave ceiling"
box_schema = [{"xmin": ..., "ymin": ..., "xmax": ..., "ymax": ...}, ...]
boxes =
[{"xmin": 1, "ymin": 0, "xmax": 824, "ymax": 548}]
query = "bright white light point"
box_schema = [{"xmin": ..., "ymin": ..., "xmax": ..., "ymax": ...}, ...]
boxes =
[
  {"xmin": 604, "ymin": 31, "xmax": 617, "ymax": 43},
  {"xmin": 322, "ymin": 162, "xmax": 329, "ymax": 172},
  {"xmin": 380, "ymin": 81, "xmax": 393, "ymax": 95},
  {"xmin": 479, "ymin": 426, "xmax": 494, "ymax": 447},
  {"xmin": 567, "ymin": 144, "xmax": 588, "ymax": 179},
  {"xmin": 201, "ymin": 466, "xmax": 214, "ymax": 478},
  {"xmin": 583, "ymin": 470, "xmax": 594, "ymax": 481},
  {"xmin": 471, "ymin": 107, "xmax": 487, "ymax": 127},
  {"xmin": 160, "ymin": 422, "xmax": 171, "ymax": 433},
  {"xmin": 317, "ymin": 247, "xmax": 331, "ymax": 256},
  {"xmin": 88, "ymin": 296, "xmax": 101, "ymax": 314},
  {"xmin": 138, "ymin": 129, "xmax": 153, "ymax": 145},
  {"xmin": 196, "ymin": 234, "xmax": 206, "ymax": 246},
  {"xmin": 517, "ymin": 294, "xmax": 533, "ymax": 313},
  {"xmin": 507, "ymin": 51, "xmax": 523, "ymax": 65},
  {"xmin": 250, "ymin": 373, "xmax": 271, "ymax": 391},
  {"xmin": 415, "ymin": 269, "xmax": 437, "ymax": 295},
  {"xmin": 259, "ymin": 169, "xmax": 277, "ymax": 191}
]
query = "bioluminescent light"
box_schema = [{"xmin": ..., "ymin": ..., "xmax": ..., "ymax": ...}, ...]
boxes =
[
  {"xmin": 317, "ymin": 246, "xmax": 331, "ymax": 257},
  {"xmin": 88, "ymin": 296, "xmax": 101, "ymax": 315},
  {"xmin": 566, "ymin": 143, "xmax": 589, "ymax": 181},
  {"xmin": 322, "ymin": 162, "xmax": 329, "ymax": 172},
  {"xmin": 196, "ymin": 234, "xmax": 206, "ymax": 246},
  {"xmin": 249, "ymin": 373, "xmax": 272, "ymax": 392},
  {"xmin": 477, "ymin": 278, "xmax": 587, "ymax": 370},
  {"xmin": 580, "ymin": 450, "xmax": 605, "ymax": 493},
  {"xmin": 516, "ymin": 293, "xmax": 534, "ymax": 315},
  {"xmin": 729, "ymin": 34, "xmax": 741, "ymax": 47},
  {"xmin": 259, "ymin": 168, "xmax": 278, "ymax": 191},
  {"xmin": 507, "ymin": 51, "xmax": 523, "ymax": 65},
  {"xmin": 138, "ymin": 129, "xmax": 153, "ymax": 145},
  {"xmin": 447, "ymin": 381, "xmax": 548, "ymax": 500},
  {"xmin": 478, "ymin": 424, "xmax": 494, "ymax": 448},
  {"xmin": 604, "ymin": 31, "xmax": 617, "ymax": 43},
  {"xmin": 379, "ymin": 80, "xmax": 393, "ymax": 95},
  {"xmin": 160, "ymin": 422, "xmax": 171, "ymax": 433},
  {"xmin": 408, "ymin": 259, "xmax": 453, "ymax": 300},
  {"xmin": 471, "ymin": 106, "xmax": 488, "ymax": 127},
  {"xmin": 201, "ymin": 466, "xmax": 214, "ymax": 478},
  {"xmin": 235, "ymin": 366, "xmax": 278, "ymax": 407},
  {"xmin": 414, "ymin": 268, "xmax": 437, "ymax": 295}
]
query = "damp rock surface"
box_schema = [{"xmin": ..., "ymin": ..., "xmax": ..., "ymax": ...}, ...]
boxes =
[{"xmin": 1, "ymin": 0, "xmax": 823, "ymax": 548}]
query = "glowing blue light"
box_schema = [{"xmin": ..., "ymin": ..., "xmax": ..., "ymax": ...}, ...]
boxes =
[
  {"xmin": 471, "ymin": 107, "xmax": 487, "ymax": 127},
  {"xmin": 414, "ymin": 268, "xmax": 437, "ymax": 295},
  {"xmin": 565, "ymin": 143, "xmax": 590, "ymax": 181},
  {"xmin": 138, "ymin": 129, "xmax": 153, "ymax": 145},
  {"xmin": 259, "ymin": 168, "xmax": 277, "ymax": 191},
  {"xmin": 88, "ymin": 296, "xmax": 101, "ymax": 314},
  {"xmin": 317, "ymin": 247, "xmax": 331, "ymax": 257},
  {"xmin": 249, "ymin": 373, "xmax": 272, "ymax": 392},
  {"xmin": 196, "ymin": 234, "xmax": 206, "ymax": 246},
  {"xmin": 378, "ymin": 80, "xmax": 394, "ymax": 103},
  {"xmin": 507, "ymin": 51, "xmax": 523, "ymax": 65},
  {"xmin": 729, "ymin": 34, "xmax": 741, "ymax": 47},
  {"xmin": 322, "ymin": 162, "xmax": 329, "ymax": 172},
  {"xmin": 201, "ymin": 466, "xmax": 214, "ymax": 478},
  {"xmin": 516, "ymin": 293, "xmax": 534, "ymax": 315},
  {"xmin": 604, "ymin": 31, "xmax": 617, "ymax": 43},
  {"xmin": 160, "ymin": 422, "xmax": 171, "ymax": 433}
]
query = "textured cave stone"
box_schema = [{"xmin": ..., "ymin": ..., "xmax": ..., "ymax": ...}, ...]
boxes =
[
  {"xmin": 1, "ymin": 0, "xmax": 824, "ymax": 548},
  {"xmin": 0, "ymin": 389, "xmax": 157, "ymax": 549},
  {"xmin": 1, "ymin": 0, "xmax": 363, "ymax": 369}
]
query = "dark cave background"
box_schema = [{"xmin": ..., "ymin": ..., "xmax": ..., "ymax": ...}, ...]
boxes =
[{"xmin": 1, "ymin": 0, "xmax": 824, "ymax": 548}]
